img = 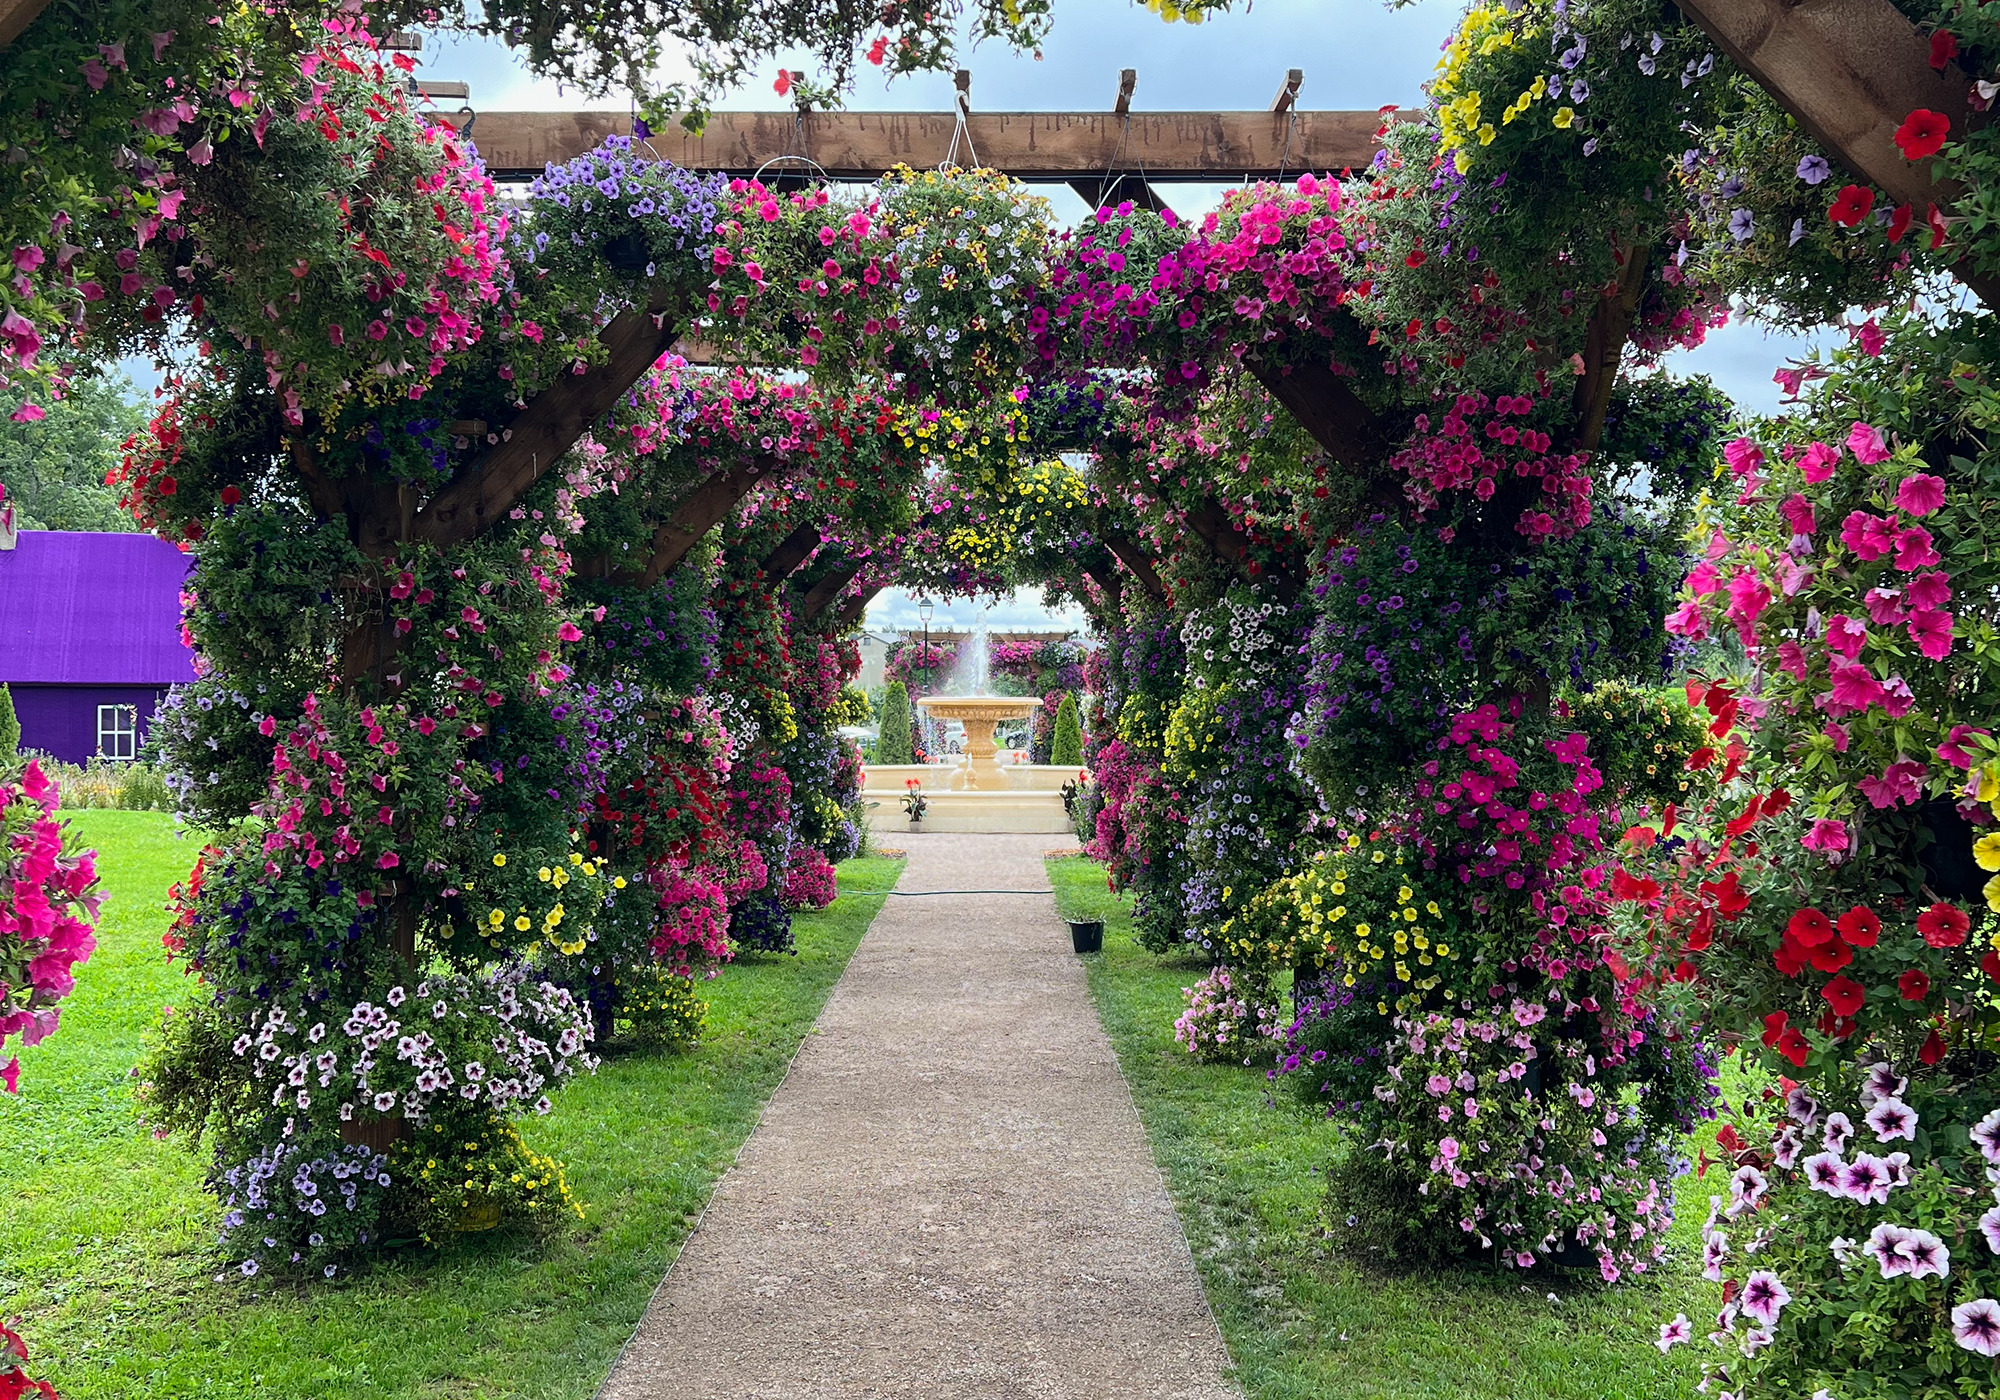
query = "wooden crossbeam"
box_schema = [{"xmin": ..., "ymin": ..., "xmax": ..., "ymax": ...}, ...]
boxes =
[
  {"xmin": 0, "ymin": 0, "xmax": 51, "ymax": 48},
  {"xmin": 1672, "ymin": 0, "xmax": 2000, "ymax": 306},
  {"xmin": 467, "ymin": 108, "xmax": 1412, "ymax": 182}
]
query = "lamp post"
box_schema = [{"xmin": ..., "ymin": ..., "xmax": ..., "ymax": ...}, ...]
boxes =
[{"xmin": 916, "ymin": 598, "xmax": 933, "ymax": 693}]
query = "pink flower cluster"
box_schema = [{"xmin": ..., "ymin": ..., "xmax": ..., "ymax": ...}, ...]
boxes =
[
  {"xmin": 1, "ymin": 761, "xmax": 103, "ymax": 1093},
  {"xmin": 782, "ymin": 848, "xmax": 838, "ymax": 911},
  {"xmin": 1389, "ymin": 392, "xmax": 1594, "ymax": 538},
  {"xmin": 647, "ymin": 862, "xmax": 731, "ymax": 977}
]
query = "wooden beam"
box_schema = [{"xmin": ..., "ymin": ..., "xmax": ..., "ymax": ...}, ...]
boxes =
[
  {"xmin": 1572, "ymin": 242, "xmax": 1650, "ymax": 451},
  {"xmin": 0, "ymin": 0, "xmax": 51, "ymax": 49},
  {"xmin": 1245, "ymin": 356, "xmax": 1384, "ymax": 470},
  {"xmin": 471, "ymin": 108, "xmax": 1415, "ymax": 182},
  {"xmin": 801, "ymin": 557, "xmax": 868, "ymax": 622},
  {"xmin": 404, "ymin": 292, "xmax": 681, "ymax": 551},
  {"xmin": 1100, "ymin": 531, "xmax": 1168, "ymax": 602},
  {"xmin": 834, "ymin": 584, "xmax": 883, "ymax": 630},
  {"xmin": 761, "ymin": 518, "xmax": 823, "ymax": 580},
  {"xmin": 1671, "ymin": 0, "xmax": 2000, "ymax": 306},
  {"xmin": 1271, "ymin": 70, "xmax": 1304, "ymax": 115},
  {"xmin": 630, "ymin": 456, "xmax": 776, "ymax": 587}
]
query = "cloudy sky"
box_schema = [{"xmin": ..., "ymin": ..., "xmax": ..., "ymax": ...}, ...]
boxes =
[{"xmin": 182, "ymin": 0, "xmax": 1838, "ymax": 634}]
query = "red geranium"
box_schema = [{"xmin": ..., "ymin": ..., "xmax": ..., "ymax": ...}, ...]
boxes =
[
  {"xmin": 1828, "ymin": 185, "xmax": 1875, "ymax": 227},
  {"xmin": 1894, "ymin": 108, "xmax": 1951, "ymax": 160},
  {"xmin": 1820, "ymin": 974, "xmax": 1866, "ymax": 1018},
  {"xmin": 1919, "ymin": 901, "xmax": 1969, "ymax": 947}
]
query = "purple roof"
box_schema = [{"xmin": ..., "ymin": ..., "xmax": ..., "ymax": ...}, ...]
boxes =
[{"xmin": 0, "ymin": 531, "xmax": 198, "ymax": 685}]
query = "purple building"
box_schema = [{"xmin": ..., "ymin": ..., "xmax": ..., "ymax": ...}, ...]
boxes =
[{"xmin": 0, "ymin": 531, "xmax": 198, "ymax": 764}]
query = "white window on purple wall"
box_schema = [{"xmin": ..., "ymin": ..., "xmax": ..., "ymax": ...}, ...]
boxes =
[{"xmin": 97, "ymin": 704, "xmax": 138, "ymax": 761}]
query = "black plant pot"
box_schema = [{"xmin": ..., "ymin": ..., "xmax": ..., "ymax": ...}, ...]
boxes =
[{"xmin": 1067, "ymin": 919, "xmax": 1104, "ymax": 954}]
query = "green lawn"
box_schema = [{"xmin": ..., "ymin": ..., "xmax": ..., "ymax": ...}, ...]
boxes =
[
  {"xmin": 1049, "ymin": 855, "xmax": 1719, "ymax": 1400},
  {"xmin": 1, "ymin": 810, "xmax": 902, "ymax": 1398}
]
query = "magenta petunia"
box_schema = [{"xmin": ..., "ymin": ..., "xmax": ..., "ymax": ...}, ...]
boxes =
[
  {"xmin": 1847, "ymin": 421, "xmax": 1890, "ymax": 464},
  {"xmin": 1896, "ymin": 472, "xmax": 1946, "ymax": 516}
]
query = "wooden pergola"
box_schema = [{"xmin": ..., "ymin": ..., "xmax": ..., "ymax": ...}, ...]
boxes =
[{"xmin": 455, "ymin": 69, "xmax": 1408, "ymax": 209}]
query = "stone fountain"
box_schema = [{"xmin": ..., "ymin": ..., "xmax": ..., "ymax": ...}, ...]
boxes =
[
  {"xmin": 916, "ymin": 693, "xmax": 1042, "ymax": 791},
  {"xmin": 861, "ymin": 620, "xmax": 1082, "ymax": 834}
]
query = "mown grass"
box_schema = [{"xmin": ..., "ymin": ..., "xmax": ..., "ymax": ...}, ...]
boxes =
[
  {"xmin": 1, "ymin": 810, "xmax": 901, "ymax": 1399},
  {"xmin": 1050, "ymin": 854, "xmax": 1720, "ymax": 1400}
]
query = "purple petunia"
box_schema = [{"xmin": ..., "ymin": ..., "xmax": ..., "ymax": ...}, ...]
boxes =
[{"xmin": 1796, "ymin": 154, "xmax": 1831, "ymax": 185}]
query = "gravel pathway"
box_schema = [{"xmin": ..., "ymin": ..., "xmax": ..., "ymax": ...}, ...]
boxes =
[{"xmin": 598, "ymin": 833, "xmax": 1236, "ymax": 1400}]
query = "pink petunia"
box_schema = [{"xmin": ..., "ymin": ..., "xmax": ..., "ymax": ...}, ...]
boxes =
[
  {"xmin": 1664, "ymin": 599, "xmax": 1708, "ymax": 640},
  {"xmin": 1824, "ymin": 613, "xmax": 1867, "ymax": 660},
  {"xmin": 1864, "ymin": 586, "xmax": 1910, "ymax": 626},
  {"xmin": 1858, "ymin": 759, "xmax": 1926, "ymax": 810},
  {"xmin": 1779, "ymin": 493, "xmax": 1817, "ymax": 536},
  {"xmin": 1908, "ymin": 570, "xmax": 1953, "ymax": 609},
  {"xmin": 1841, "ymin": 511, "xmax": 1897, "ymax": 561},
  {"xmin": 1822, "ymin": 722, "xmax": 1850, "ymax": 753},
  {"xmin": 1825, "ymin": 658, "xmax": 1888, "ymax": 714},
  {"xmin": 1895, "ymin": 525, "xmax": 1941, "ymax": 571},
  {"xmin": 1847, "ymin": 421, "xmax": 1890, "ymax": 465},
  {"xmin": 1799, "ymin": 441, "xmax": 1840, "ymax": 483},
  {"xmin": 1897, "ymin": 473, "xmax": 1946, "ymax": 516},
  {"xmin": 1726, "ymin": 568, "xmax": 1773, "ymax": 644},
  {"xmin": 1776, "ymin": 640, "xmax": 1809, "ymax": 680},
  {"xmin": 1907, "ymin": 608, "xmax": 1954, "ymax": 660},
  {"xmin": 1724, "ymin": 437, "xmax": 1765, "ymax": 476},
  {"xmin": 1803, "ymin": 818, "xmax": 1850, "ymax": 855},
  {"xmin": 1938, "ymin": 725, "xmax": 1987, "ymax": 770}
]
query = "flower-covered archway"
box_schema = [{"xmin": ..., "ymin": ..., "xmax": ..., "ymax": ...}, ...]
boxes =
[{"xmin": 10, "ymin": 0, "xmax": 2000, "ymax": 1389}]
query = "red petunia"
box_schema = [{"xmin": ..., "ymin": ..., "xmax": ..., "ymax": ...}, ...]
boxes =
[
  {"xmin": 1775, "ymin": 935, "xmax": 1808, "ymax": 979},
  {"xmin": 1836, "ymin": 905, "xmax": 1881, "ymax": 947},
  {"xmin": 1930, "ymin": 29, "xmax": 1960, "ymax": 71},
  {"xmin": 1829, "ymin": 185, "xmax": 1876, "ymax": 228},
  {"xmin": 1898, "ymin": 967, "xmax": 1931, "ymax": 1000},
  {"xmin": 1775, "ymin": 1026, "xmax": 1811, "ymax": 1068},
  {"xmin": 1894, "ymin": 108, "xmax": 1951, "ymax": 161},
  {"xmin": 1787, "ymin": 907, "xmax": 1835, "ymax": 947},
  {"xmin": 1984, "ymin": 949, "xmax": 2000, "ymax": 984},
  {"xmin": 1928, "ymin": 202, "xmax": 1950, "ymax": 251},
  {"xmin": 1821, "ymin": 974, "xmax": 1866, "ymax": 1018},
  {"xmin": 1887, "ymin": 202, "xmax": 1914, "ymax": 244},
  {"xmin": 1920, "ymin": 1028, "xmax": 1947, "ymax": 1064},
  {"xmin": 1760, "ymin": 1009, "xmax": 1789, "ymax": 1048},
  {"xmin": 1611, "ymin": 868, "xmax": 1661, "ymax": 903},
  {"xmin": 1808, "ymin": 938, "xmax": 1854, "ymax": 973},
  {"xmin": 1918, "ymin": 902, "xmax": 1970, "ymax": 948}
]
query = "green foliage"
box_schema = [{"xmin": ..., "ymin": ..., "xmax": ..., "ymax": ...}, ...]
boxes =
[
  {"xmin": 1051, "ymin": 691, "xmax": 1082, "ymax": 766},
  {"xmin": 1570, "ymin": 680, "xmax": 1712, "ymax": 808},
  {"xmin": 876, "ymin": 680, "xmax": 914, "ymax": 765},
  {"xmin": 0, "ymin": 683, "xmax": 17, "ymax": 759},
  {"xmin": 0, "ymin": 377, "xmax": 145, "ymax": 531}
]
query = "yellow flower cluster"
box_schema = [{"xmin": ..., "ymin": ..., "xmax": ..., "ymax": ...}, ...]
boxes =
[
  {"xmin": 1432, "ymin": 4, "xmax": 1548, "ymax": 173},
  {"xmin": 401, "ymin": 1116, "xmax": 583, "ymax": 1244},
  {"xmin": 1255, "ymin": 846, "xmax": 1460, "ymax": 1015},
  {"xmin": 615, "ymin": 963, "xmax": 710, "ymax": 1050},
  {"xmin": 471, "ymin": 848, "xmax": 621, "ymax": 956},
  {"xmin": 1164, "ymin": 686, "xmax": 1227, "ymax": 781}
]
